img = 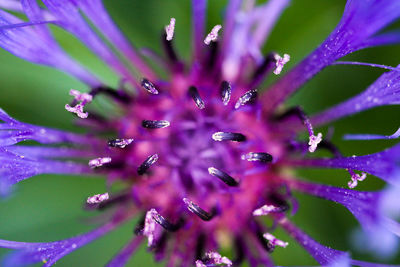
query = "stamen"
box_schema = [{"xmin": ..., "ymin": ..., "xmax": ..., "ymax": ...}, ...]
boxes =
[
  {"xmin": 308, "ymin": 133, "xmax": 323, "ymax": 153},
  {"xmin": 189, "ymin": 86, "xmax": 205, "ymax": 109},
  {"xmin": 212, "ymin": 132, "xmax": 246, "ymax": 142},
  {"xmin": 347, "ymin": 170, "xmax": 367, "ymax": 188},
  {"xmin": 220, "ymin": 81, "xmax": 231, "ymax": 106},
  {"xmin": 141, "ymin": 78, "xmax": 159, "ymax": 94},
  {"xmin": 234, "ymin": 89, "xmax": 258, "ymax": 109},
  {"xmin": 253, "ymin": 204, "xmax": 285, "ymax": 216},
  {"xmin": 165, "ymin": 18, "xmax": 176, "ymax": 41},
  {"xmin": 107, "ymin": 138, "xmax": 134, "ymax": 148},
  {"xmin": 241, "ymin": 152, "xmax": 273, "ymax": 163},
  {"xmin": 88, "ymin": 157, "xmax": 112, "ymax": 168},
  {"xmin": 65, "ymin": 89, "xmax": 93, "ymax": 119},
  {"xmin": 273, "ymin": 53, "xmax": 290, "ymax": 75},
  {"xmin": 204, "ymin": 25, "xmax": 222, "ymax": 45},
  {"xmin": 183, "ymin": 198, "xmax": 215, "ymax": 221},
  {"xmin": 87, "ymin": 192, "xmax": 109, "ymax": 204},
  {"xmin": 208, "ymin": 167, "xmax": 239, "ymax": 186},
  {"xmin": 263, "ymin": 233, "xmax": 288, "ymax": 248},
  {"xmin": 151, "ymin": 211, "xmax": 183, "ymax": 232},
  {"xmin": 137, "ymin": 154, "xmax": 159, "ymax": 175},
  {"xmin": 278, "ymin": 107, "xmax": 323, "ymax": 153},
  {"xmin": 196, "ymin": 251, "xmax": 232, "ymax": 267},
  {"xmin": 144, "ymin": 209, "xmax": 158, "ymax": 246},
  {"xmin": 142, "ymin": 120, "xmax": 170, "ymax": 129}
]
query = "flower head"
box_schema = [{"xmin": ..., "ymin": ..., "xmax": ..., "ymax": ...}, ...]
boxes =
[{"xmin": 0, "ymin": 0, "xmax": 400, "ymax": 266}]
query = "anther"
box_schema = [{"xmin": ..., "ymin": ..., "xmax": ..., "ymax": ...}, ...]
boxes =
[
  {"xmin": 189, "ymin": 86, "xmax": 205, "ymax": 109},
  {"xmin": 137, "ymin": 154, "xmax": 159, "ymax": 175},
  {"xmin": 347, "ymin": 170, "xmax": 367, "ymax": 188},
  {"xmin": 65, "ymin": 89, "xmax": 93, "ymax": 119},
  {"xmin": 263, "ymin": 233, "xmax": 288, "ymax": 248},
  {"xmin": 208, "ymin": 167, "xmax": 239, "ymax": 187},
  {"xmin": 152, "ymin": 211, "xmax": 183, "ymax": 232},
  {"xmin": 142, "ymin": 120, "xmax": 170, "ymax": 129},
  {"xmin": 87, "ymin": 192, "xmax": 109, "ymax": 204},
  {"xmin": 165, "ymin": 18, "xmax": 175, "ymax": 41},
  {"xmin": 88, "ymin": 157, "xmax": 112, "ymax": 168},
  {"xmin": 204, "ymin": 25, "xmax": 222, "ymax": 45},
  {"xmin": 212, "ymin": 132, "xmax": 246, "ymax": 142},
  {"xmin": 253, "ymin": 204, "xmax": 285, "ymax": 216},
  {"xmin": 107, "ymin": 138, "xmax": 134, "ymax": 148},
  {"xmin": 183, "ymin": 198, "xmax": 216, "ymax": 221},
  {"xmin": 234, "ymin": 89, "xmax": 257, "ymax": 109},
  {"xmin": 220, "ymin": 81, "xmax": 231, "ymax": 106},
  {"xmin": 141, "ymin": 78, "xmax": 159, "ymax": 94},
  {"xmin": 273, "ymin": 53, "xmax": 290, "ymax": 75},
  {"xmin": 241, "ymin": 152, "xmax": 273, "ymax": 163}
]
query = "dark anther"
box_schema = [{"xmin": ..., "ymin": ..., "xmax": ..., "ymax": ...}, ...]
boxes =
[
  {"xmin": 141, "ymin": 78, "xmax": 159, "ymax": 94},
  {"xmin": 318, "ymin": 140, "xmax": 342, "ymax": 158},
  {"xmin": 267, "ymin": 194, "xmax": 290, "ymax": 213},
  {"xmin": 273, "ymin": 106, "xmax": 307, "ymax": 123},
  {"xmin": 251, "ymin": 53, "xmax": 276, "ymax": 82},
  {"xmin": 162, "ymin": 32, "xmax": 178, "ymax": 62},
  {"xmin": 212, "ymin": 131, "xmax": 246, "ymax": 142},
  {"xmin": 142, "ymin": 120, "xmax": 170, "ymax": 129},
  {"xmin": 188, "ymin": 86, "xmax": 205, "ymax": 109},
  {"xmin": 220, "ymin": 81, "xmax": 231, "ymax": 106},
  {"xmin": 208, "ymin": 167, "xmax": 239, "ymax": 187},
  {"xmin": 134, "ymin": 214, "xmax": 146, "ymax": 235},
  {"xmin": 152, "ymin": 212, "xmax": 183, "ymax": 232},
  {"xmin": 90, "ymin": 86, "xmax": 132, "ymax": 104},
  {"xmin": 235, "ymin": 89, "xmax": 258, "ymax": 109},
  {"xmin": 253, "ymin": 222, "xmax": 274, "ymax": 253},
  {"xmin": 241, "ymin": 152, "xmax": 273, "ymax": 163},
  {"xmin": 195, "ymin": 233, "xmax": 206, "ymax": 260},
  {"xmin": 183, "ymin": 198, "xmax": 216, "ymax": 221},
  {"xmin": 233, "ymin": 236, "xmax": 245, "ymax": 265},
  {"xmin": 107, "ymin": 138, "xmax": 134, "ymax": 148},
  {"xmin": 137, "ymin": 154, "xmax": 159, "ymax": 175},
  {"xmin": 206, "ymin": 41, "xmax": 218, "ymax": 68}
]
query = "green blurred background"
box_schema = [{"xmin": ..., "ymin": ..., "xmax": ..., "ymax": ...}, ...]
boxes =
[{"xmin": 0, "ymin": 0, "xmax": 399, "ymax": 266}]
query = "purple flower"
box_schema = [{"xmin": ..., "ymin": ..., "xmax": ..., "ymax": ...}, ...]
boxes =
[{"xmin": 0, "ymin": 0, "xmax": 400, "ymax": 266}]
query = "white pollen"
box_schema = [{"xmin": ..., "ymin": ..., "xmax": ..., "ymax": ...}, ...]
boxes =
[
  {"xmin": 204, "ymin": 25, "xmax": 222, "ymax": 45},
  {"xmin": 263, "ymin": 233, "xmax": 288, "ymax": 248},
  {"xmin": 88, "ymin": 157, "xmax": 112, "ymax": 168},
  {"xmin": 144, "ymin": 209, "xmax": 158, "ymax": 247},
  {"xmin": 165, "ymin": 18, "xmax": 176, "ymax": 41},
  {"xmin": 308, "ymin": 132, "xmax": 322, "ymax": 153},
  {"xmin": 253, "ymin": 204, "xmax": 281, "ymax": 216},
  {"xmin": 87, "ymin": 192, "xmax": 109, "ymax": 204},
  {"xmin": 273, "ymin": 53, "xmax": 290, "ymax": 75},
  {"xmin": 65, "ymin": 89, "xmax": 93, "ymax": 119},
  {"xmin": 347, "ymin": 171, "xmax": 367, "ymax": 188},
  {"xmin": 196, "ymin": 251, "xmax": 232, "ymax": 266}
]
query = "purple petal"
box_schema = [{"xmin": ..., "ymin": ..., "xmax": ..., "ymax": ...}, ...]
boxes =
[
  {"xmin": 192, "ymin": 0, "xmax": 207, "ymax": 61},
  {"xmin": 105, "ymin": 237, "xmax": 143, "ymax": 267},
  {"xmin": 0, "ymin": 6, "xmax": 100, "ymax": 86},
  {"xmin": 262, "ymin": 0, "xmax": 400, "ymax": 112},
  {"xmin": 278, "ymin": 218, "xmax": 350, "ymax": 266},
  {"xmin": 284, "ymin": 143, "xmax": 400, "ymax": 185},
  {"xmin": 0, "ymin": 108, "xmax": 96, "ymax": 146},
  {"xmin": 39, "ymin": 0, "xmax": 138, "ymax": 87},
  {"xmin": 0, "ymin": 146, "xmax": 91, "ymax": 195},
  {"xmin": 343, "ymin": 127, "xmax": 400, "ymax": 141},
  {"xmin": 0, "ymin": 220, "xmax": 121, "ymax": 267},
  {"xmin": 73, "ymin": 0, "xmax": 156, "ymax": 80},
  {"xmin": 311, "ymin": 65, "xmax": 400, "ymax": 126}
]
